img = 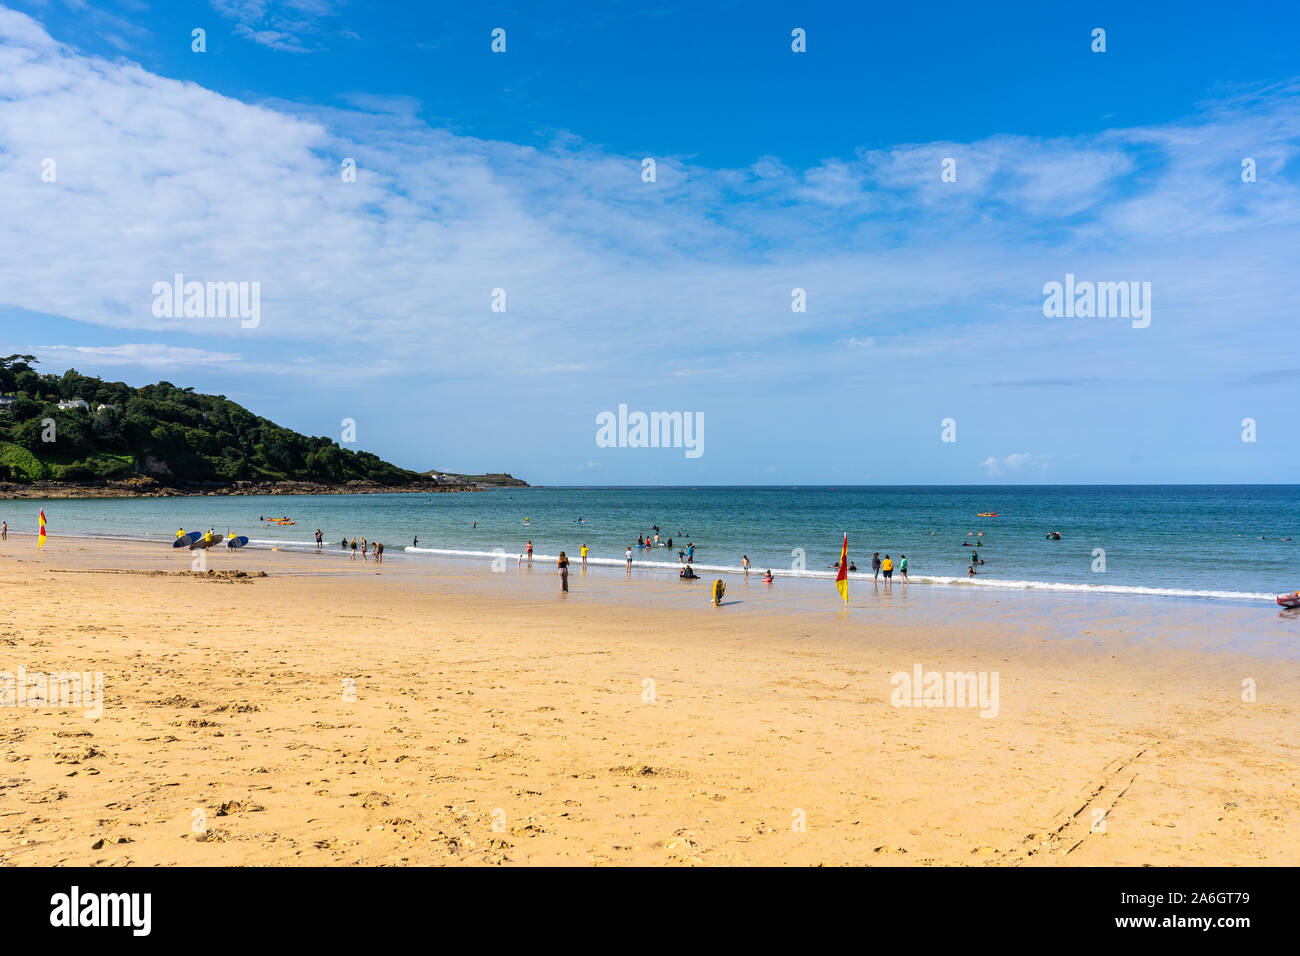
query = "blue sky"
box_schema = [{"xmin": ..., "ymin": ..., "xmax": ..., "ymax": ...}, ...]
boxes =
[{"xmin": 1, "ymin": 0, "xmax": 1298, "ymax": 484}]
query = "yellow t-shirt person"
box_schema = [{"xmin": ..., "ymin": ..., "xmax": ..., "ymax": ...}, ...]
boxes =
[
  {"xmin": 881, "ymin": 557, "xmax": 894, "ymax": 572},
  {"xmin": 579, "ymin": 545, "xmax": 589, "ymax": 558}
]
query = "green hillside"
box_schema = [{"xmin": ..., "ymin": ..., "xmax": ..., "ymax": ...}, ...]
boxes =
[{"xmin": 0, "ymin": 355, "xmax": 426, "ymax": 486}]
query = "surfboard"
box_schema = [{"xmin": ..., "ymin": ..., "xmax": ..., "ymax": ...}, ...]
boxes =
[
  {"xmin": 190, "ymin": 534, "xmax": 224, "ymax": 549},
  {"xmin": 227, "ymin": 535, "xmax": 249, "ymax": 549},
  {"xmin": 172, "ymin": 531, "xmax": 202, "ymax": 548}
]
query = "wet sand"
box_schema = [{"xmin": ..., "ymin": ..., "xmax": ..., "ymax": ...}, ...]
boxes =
[{"xmin": 1, "ymin": 534, "xmax": 1297, "ymax": 865}]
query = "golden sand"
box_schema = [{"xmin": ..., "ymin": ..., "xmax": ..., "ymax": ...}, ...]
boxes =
[{"xmin": 1, "ymin": 535, "xmax": 1297, "ymax": 865}]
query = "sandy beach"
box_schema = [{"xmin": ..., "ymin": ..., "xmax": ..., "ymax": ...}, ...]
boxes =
[{"xmin": 1, "ymin": 534, "xmax": 1297, "ymax": 866}]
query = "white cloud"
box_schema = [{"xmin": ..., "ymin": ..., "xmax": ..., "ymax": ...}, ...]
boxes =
[
  {"xmin": 980, "ymin": 453, "xmax": 1048, "ymax": 478},
  {"xmin": 211, "ymin": 0, "xmax": 349, "ymax": 52},
  {"xmin": 35, "ymin": 343, "xmax": 245, "ymax": 367}
]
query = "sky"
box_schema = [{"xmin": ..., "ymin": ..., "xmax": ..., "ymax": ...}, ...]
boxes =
[{"xmin": 0, "ymin": 0, "xmax": 1298, "ymax": 485}]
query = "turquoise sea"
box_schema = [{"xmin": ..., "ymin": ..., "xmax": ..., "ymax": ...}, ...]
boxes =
[{"xmin": 4, "ymin": 485, "xmax": 1298, "ymax": 604}]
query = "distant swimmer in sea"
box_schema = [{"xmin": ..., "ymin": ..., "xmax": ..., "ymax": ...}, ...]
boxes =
[
  {"xmin": 557, "ymin": 550, "xmax": 569, "ymax": 592},
  {"xmin": 580, "ymin": 543, "xmax": 589, "ymax": 568},
  {"xmin": 848, "ymin": 560, "xmax": 858, "ymax": 572},
  {"xmin": 969, "ymin": 565, "xmax": 977, "ymax": 576},
  {"xmin": 472, "ymin": 521, "xmax": 476, "ymax": 528},
  {"xmin": 637, "ymin": 534, "xmax": 645, "ymax": 548},
  {"xmin": 763, "ymin": 570, "xmax": 773, "ymax": 584},
  {"xmin": 666, "ymin": 536, "xmax": 672, "ymax": 550}
]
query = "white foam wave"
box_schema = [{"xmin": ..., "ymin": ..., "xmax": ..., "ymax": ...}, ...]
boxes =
[{"xmin": 402, "ymin": 546, "xmax": 1276, "ymax": 603}]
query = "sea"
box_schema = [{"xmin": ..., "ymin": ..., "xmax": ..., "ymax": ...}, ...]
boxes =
[{"xmin": 5, "ymin": 485, "xmax": 1298, "ymax": 605}]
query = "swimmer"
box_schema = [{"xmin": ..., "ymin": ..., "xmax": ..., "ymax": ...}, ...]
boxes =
[{"xmin": 763, "ymin": 570, "xmax": 773, "ymax": 584}]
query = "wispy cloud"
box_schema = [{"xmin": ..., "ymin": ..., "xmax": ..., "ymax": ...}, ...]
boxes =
[
  {"xmin": 980, "ymin": 453, "xmax": 1048, "ymax": 478},
  {"xmin": 211, "ymin": 0, "xmax": 350, "ymax": 53}
]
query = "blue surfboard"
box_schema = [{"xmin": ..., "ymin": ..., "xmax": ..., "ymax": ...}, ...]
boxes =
[
  {"xmin": 226, "ymin": 535, "xmax": 249, "ymax": 549},
  {"xmin": 172, "ymin": 531, "xmax": 202, "ymax": 548}
]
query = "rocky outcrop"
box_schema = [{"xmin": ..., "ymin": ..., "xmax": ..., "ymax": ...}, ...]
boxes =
[{"xmin": 0, "ymin": 476, "xmax": 479, "ymax": 500}]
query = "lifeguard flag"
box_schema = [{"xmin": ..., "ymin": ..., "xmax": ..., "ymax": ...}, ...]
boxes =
[
  {"xmin": 835, "ymin": 532, "xmax": 848, "ymax": 605},
  {"xmin": 38, "ymin": 508, "xmax": 47, "ymax": 549}
]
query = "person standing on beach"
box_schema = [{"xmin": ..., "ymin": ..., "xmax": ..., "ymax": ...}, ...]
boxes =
[
  {"xmin": 580, "ymin": 543, "xmax": 589, "ymax": 569},
  {"xmin": 881, "ymin": 554, "xmax": 894, "ymax": 590},
  {"xmin": 350, "ymin": 537, "xmax": 357, "ymax": 560},
  {"xmin": 742, "ymin": 555, "xmax": 750, "ymax": 578},
  {"xmin": 361, "ymin": 537, "xmax": 368, "ymax": 562},
  {"xmin": 413, "ymin": 535, "xmax": 418, "ymax": 547},
  {"xmin": 558, "ymin": 550, "xmax": 569, "ymax": 592},
  {"xmin": 1, "ymin": 521, "xmax": 6, "ymax": 541},
  {"xmin": 625, "ymin": 545, "xmax": 633, "ymax": 575},
  {"xmin": 315, "ymin": 529, "xmax": 323, "ymax": 548},
  {"xmin": 899, "ymin": 554, "xmax": 908, "ymax": 582},
  {"xmin": 526, "ymin": 540, "xmax": 533, "ymax": 566},
  {"xmin": 872, "ymin": 552, "xmax": 881, "ymax": 582},
  {"xmin": 376, "ymin": 542, "xmax": 384, "ymax": 563}
]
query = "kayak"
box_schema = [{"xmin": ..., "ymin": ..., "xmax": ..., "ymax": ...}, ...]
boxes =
[
  {"xmin": 1277, "ymin": 592, "xmax": 1300, "ymax": 609},
  {"xmin": 978, "ymin": 512, "xmax": 999, "ymax": 517}
]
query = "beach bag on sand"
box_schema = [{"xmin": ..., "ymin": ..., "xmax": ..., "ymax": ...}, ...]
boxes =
[{"xmin": 712, "ymin": 579, "xmax": 726, "ymax": 606}]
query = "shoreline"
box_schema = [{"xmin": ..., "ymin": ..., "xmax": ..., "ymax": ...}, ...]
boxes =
[
  {"xmin": 27, "ymin": 528, "xmax": 1286, "ymax": 609},
  {"xmin": 2, "ymin": 534, "xmax": 1297, "ymax": 866},
  {"xmin": 7, "ymin": 531, "xmax": 1298, "ymax": 657}
]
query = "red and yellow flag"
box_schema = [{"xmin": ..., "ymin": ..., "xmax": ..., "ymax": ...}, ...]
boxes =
[
  {"xmin": 38, "ymin": 508, "xmax": 47, "ymax": 549},
  {"xmin": 834, "ymin": 532, "xmax": 848, "ymax": 605}
]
